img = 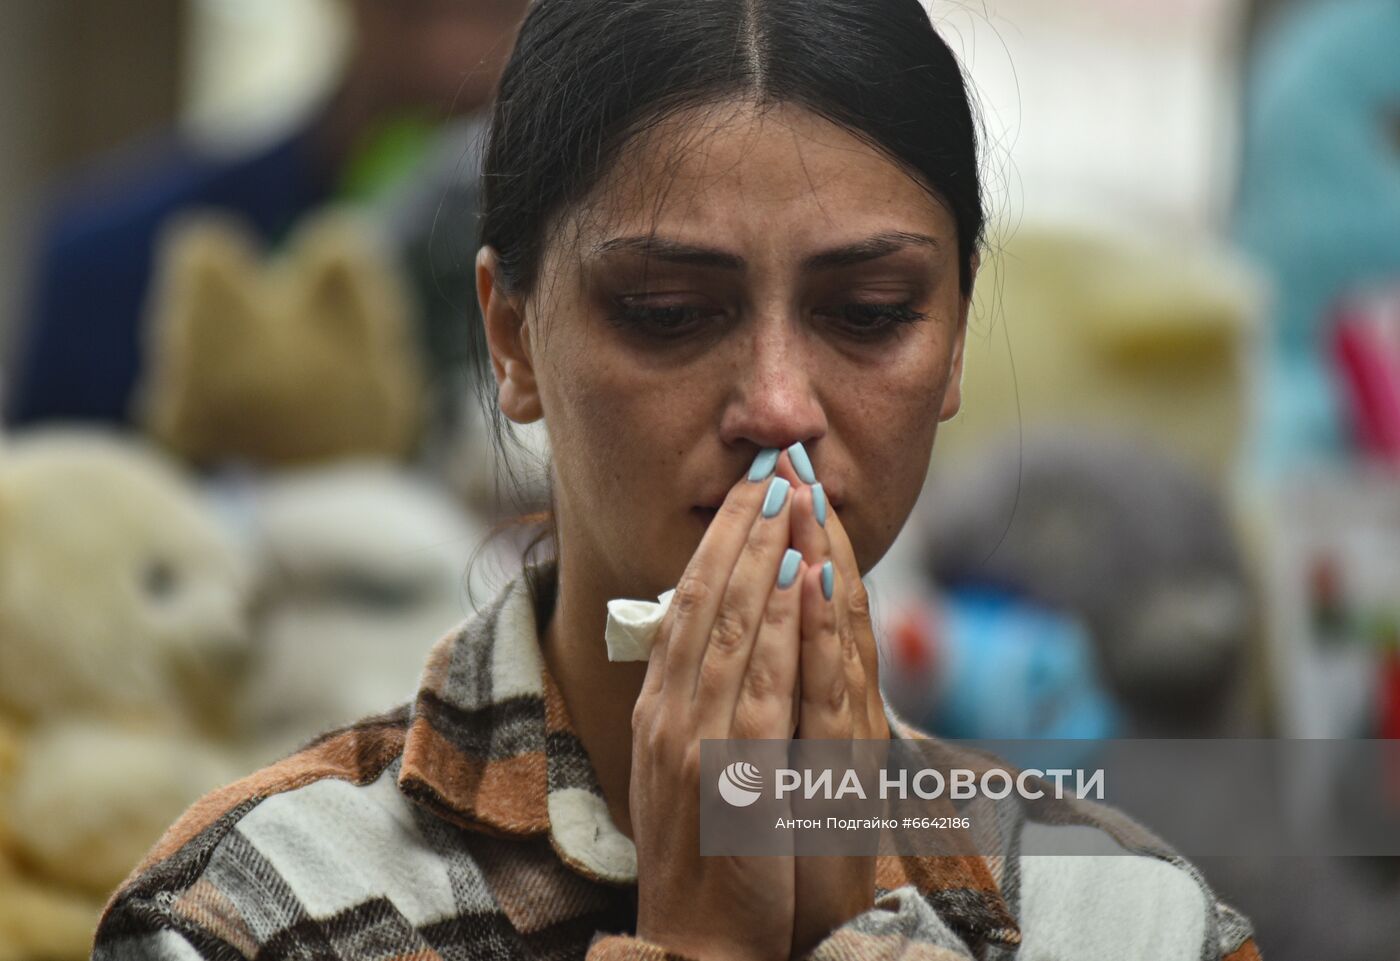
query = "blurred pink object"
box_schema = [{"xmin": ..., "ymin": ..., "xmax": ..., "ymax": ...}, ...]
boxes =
[{"xmin": 1332, "ymin": 286, "xmax": 1400, "ymax": 465}]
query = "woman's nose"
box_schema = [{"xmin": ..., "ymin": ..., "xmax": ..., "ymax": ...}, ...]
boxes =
[{"xmin": 717, "ymin": 322, "xmax": 827, "ymax": 451}]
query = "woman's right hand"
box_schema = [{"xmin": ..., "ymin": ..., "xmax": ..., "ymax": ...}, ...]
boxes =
[{"xmin": 629, "ymin": 455, "xmax": 806, "ymax": 961}]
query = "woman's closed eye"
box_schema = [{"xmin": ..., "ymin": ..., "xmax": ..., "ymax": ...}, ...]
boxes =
[
  {"xmin": 609, "ymin": 295, "xmax": 725, "ymax": 338},
  {"xmin": 816, "ymin": 300, "xmax": 928, "ymax": 339},
  {"xmin": 608, "ymin": 296, "xmax": 929, "ymax": 341}
]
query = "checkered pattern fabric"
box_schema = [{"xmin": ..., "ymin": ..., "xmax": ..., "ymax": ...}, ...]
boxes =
[{"xmin": 92, "ymin": 565, "xmax": 1261, "ymax": 960}]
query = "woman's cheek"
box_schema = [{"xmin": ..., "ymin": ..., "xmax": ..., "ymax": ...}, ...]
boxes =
[{"xmin": 845, "ymin": 366, "xmax": 944, "ymax": 570}]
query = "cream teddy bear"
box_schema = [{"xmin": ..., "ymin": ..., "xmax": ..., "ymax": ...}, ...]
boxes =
[{"xmin": 0, "ymin": 429, "xmax": 253, "ymax": 960}]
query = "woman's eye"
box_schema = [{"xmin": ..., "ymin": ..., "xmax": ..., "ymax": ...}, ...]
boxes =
[
  {"xmin": 822, "ymin": 301, "xmax": 929, "ymax": 337},
  {"xmin": 609, "ymin": 297, "xmax": 928, "ymax": 340},
  {"xmin": 609, "ymin": 299, "xmax": 719, "ymax": 338}
]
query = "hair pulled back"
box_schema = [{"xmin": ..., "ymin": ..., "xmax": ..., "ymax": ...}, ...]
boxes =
[{"xmin": 478, "ymin": 0, "xmax": 985, "ymax": 302}]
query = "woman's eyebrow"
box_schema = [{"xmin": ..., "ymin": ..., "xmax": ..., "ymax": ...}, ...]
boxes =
[
  {"xmin": 802, "ymin": 231, "xmax": 942, "ymax": 270},
  {"xmin": 592, "ymin": 235, "xmax": 744, "ymax": 269},
  {"xmin": 590, "ymin": 230, "xmax": 941, "ymax": 271}
]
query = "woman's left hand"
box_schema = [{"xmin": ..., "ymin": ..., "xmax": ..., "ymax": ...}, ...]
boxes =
[{"xmin": 780, "ymin": 454, "xmax": 891, "ymax": 958}]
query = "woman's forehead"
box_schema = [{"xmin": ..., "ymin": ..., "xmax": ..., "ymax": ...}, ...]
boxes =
[{"xmin": 559, "ymin": 100, "xmax": 957, "ymax": 257}]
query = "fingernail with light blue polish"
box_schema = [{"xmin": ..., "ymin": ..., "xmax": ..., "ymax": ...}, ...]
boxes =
[
  {"xmin": 761, "ymin": 476, "xmax": 790, "ymax": 518},
  {"xmin": 821, "ymin": 561, "xmax": 834, "ymax": 601},
  {"xmin": 812, "ymin": 482, "xmax": 827, "ymax": 527},
  {"xmin": 786, "ymin": 441, "xmax": 816, "ymax": 485},
  {"xmin": 748, "ymin": 448, "xmax": 779, "ymax": 482},
  {"xmin": 778, "ymin": 548, "xmax": 802, "ymax": 589}
]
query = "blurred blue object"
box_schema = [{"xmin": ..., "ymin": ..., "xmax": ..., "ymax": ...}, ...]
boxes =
[
  {"xmin": 4, "ymin": 122, "xmax": 331, "ymax": 427},
  {"xmin": 1235, "ymin": 0, "xmax": 1400, "ymax": 474},
  {"xmin": 886, "ymin": 585, "xmax": 1120, "ymax": 769}
]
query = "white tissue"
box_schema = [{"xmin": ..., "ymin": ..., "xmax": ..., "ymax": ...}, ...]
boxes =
[{"xmin": 604, "ymin": 589, "xmax": 676, "ymax": 662}]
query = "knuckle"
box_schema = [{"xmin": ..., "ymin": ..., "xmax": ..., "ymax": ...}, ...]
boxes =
[
  {"xmin": 697, "ymin": 657, "xmax": 729, "ymax": 697},
  {"xmin": 846, "ymin": 581, "xmax": 872, "ymax": 618},
  {"xmin": 652, "ymin": 611, "xmax": 674, "ymax": 648},
  {"xmin": 741, "ymin": 662, "xmax": 779, "ymax": 701},
  {"xmin": 638, "ymin": 718, "xmax": 667, "ymax": 758},
  {"xmin": 839, "ymin": 618, "xmax": 860, "ymax": 661},
  {"xmin": 730, "ymin": 700, "xmax": 772, "ymax": 740},
  {"xmin": 708, "ymin": 607, "xmax": 749, "ymax": 657},
  {"xmin": 800, "ymin": 673, "xmax": 848, "ymax": 715},
  {"xmin": 738, "ymin": 531, "xmax": 772, "ymax": 570},
  {"xmin": 678, "ymin": 744, "xmax": 701, "ymax": 784},
  {"xmin": 848, "ymin": 676, "xmax": 869, "ymax": 716},
  {"xmin": 848, "ymin": 662, "xmax": 867, "ymax": 695},
  {"xmin": 671, "ymin": 574, "xmax": 710, "ymax": 617},
  {"xmin": 826, "ymin": 675, "xmax": 849, "ymax": 713},
  {"xmin": 762, "ymin": 600, "xmax": 791, "ymax": 631},
  {"xmin": 648, "ymin": 724, "xmax": 692, "ymax": 770},
  {"xmin": 630, "ymin": 695, "xmax": 650, "ymax": 733},
  {"xmin": 717, "ymin": 496, "xmax": 750, "ymax": 525}
]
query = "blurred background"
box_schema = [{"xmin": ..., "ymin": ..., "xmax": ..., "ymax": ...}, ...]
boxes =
[{"xmin": 0, "ymin": 0, "xmax": 1397, "ymax": 958}]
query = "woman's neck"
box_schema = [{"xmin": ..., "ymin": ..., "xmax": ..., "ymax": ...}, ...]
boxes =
[{"xmin": 539, "ymin": 554, "xmax": 650, "ymax": 843}]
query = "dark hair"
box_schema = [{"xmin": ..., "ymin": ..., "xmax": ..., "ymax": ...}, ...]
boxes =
[{"xmin": 467, "ymin": 0, "xmax": 986, "ymax": 595}]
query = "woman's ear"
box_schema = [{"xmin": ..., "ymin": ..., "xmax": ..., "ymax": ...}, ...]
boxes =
[
  {"xmin": 476, "ymin": 245, "xmax": 543, "ymax": 424},
  {"xmin": 939, "ymin": 251, "xmax": 979, "ymax": 423}
]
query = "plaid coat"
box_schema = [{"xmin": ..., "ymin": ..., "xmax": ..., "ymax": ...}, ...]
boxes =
[{"xmin": 92, "ymin": 565, "xmax": 1262, "ymax": 961}]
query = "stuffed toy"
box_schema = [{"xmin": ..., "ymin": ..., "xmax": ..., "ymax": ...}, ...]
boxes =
[
  {"xmin": 910, "ymin": 428, "xmax": 1256, "ymax": 736},
  {"xmin": 138, "ymin": 208, "xmax": 427, "ymax": 469},
  {"xmin": 227, "ymin": 460, "xmax": 492, "ymax": 758},
  {"xmin": 939, "ymin": 222, "xmax": 1259, "ymax": 487},
  {"xmin": 130, "ymin": 198, "xmax": 509, "ymax": 759},
  {"xmin": 0, "ymin": 717, "xmax": 102, "ymax": 961},
  {"xmin": 0, "ymin": 429, "xmax": 253, "ymax": 960},
  {"xmin": 1234, "ymin": 0, "xmax": 1400, "ymax": 473},
  {"xmin": 882, "ymin": 584, "xmax": 1119, "ymax": 749}
]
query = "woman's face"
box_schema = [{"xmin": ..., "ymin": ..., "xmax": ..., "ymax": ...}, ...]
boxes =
[{"xmin": 482, "ymin": 100, "xmax": 973, "ymax": 601}]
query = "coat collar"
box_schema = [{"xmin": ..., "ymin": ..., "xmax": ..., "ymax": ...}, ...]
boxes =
[{"xmin": 397, "ymin": 563, "xmax": 1020, "ymax": 947}]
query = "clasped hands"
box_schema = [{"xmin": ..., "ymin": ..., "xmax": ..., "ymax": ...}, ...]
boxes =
[{"xmin": 629, "ymin": 444, "xmax": 892, "ymax": 961}]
